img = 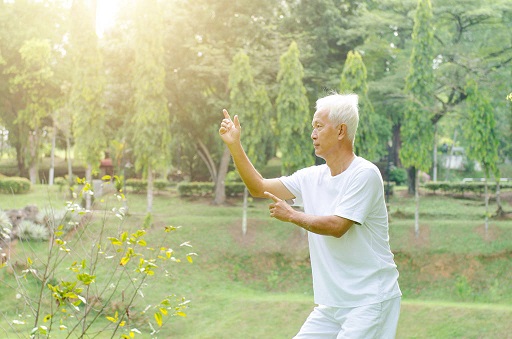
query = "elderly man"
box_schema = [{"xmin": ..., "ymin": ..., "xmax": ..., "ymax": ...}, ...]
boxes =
[{"xmin": 219, "ymin": 93, "xmax": 401, "ymax": 338}]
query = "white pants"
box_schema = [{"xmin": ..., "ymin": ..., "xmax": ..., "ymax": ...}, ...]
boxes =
[{"xmin": 293, "ymin": 297, "xmax": 401, "ymax": 339}]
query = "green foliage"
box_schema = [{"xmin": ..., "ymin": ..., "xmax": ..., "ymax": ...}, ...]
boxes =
[
  {"xmin": 390, "ymin": 167, "xmax": 408, "ymax": 185},
  {"xmin": 229, "ymin": 51, "xmax": 274, "ymax": 169},
  {"xmin": 0, "ymin": 176, "xmax": 31, "ymax": 194},
  {"xmin": 423, "ymin": 181, "xmax": 512, "ymax": 195},
  {"xmin": 69, "ymin": 1, "xmax": 107, "ymax": 168},
  {"xmin": 400, "ymin": 0, "xmax": 435, "ymax": 173},
  {"xmin": 177, "ymin": 182, "xmax": 245, "ymax": 197},
  {"xmin": 131, "ymin": 0, "xmax": 171, "ymax": 176},
  {"xmin": 276, "ymin": 41, "xmax": 313, "ymax": 175},
  {"xmin": 126, "ymin": 179, "xmax": 169, "ymax": 193},
  {"xmin": 462, "ymin": 79, "xmax": 500, "ymax": 179},
  {"xmin": 340, "ymin": 50, "xmax": 379, "ymax": 160}
]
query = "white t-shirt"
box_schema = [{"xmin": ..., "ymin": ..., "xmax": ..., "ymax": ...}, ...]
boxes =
[{"xmin": 279, "ymin": 156, "xmax": 401, "ymax": 307}]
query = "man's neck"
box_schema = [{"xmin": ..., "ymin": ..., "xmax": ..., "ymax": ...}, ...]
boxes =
[{"xmin": 326, "ymin": 151, "xmax": 356, "ymax": 176}]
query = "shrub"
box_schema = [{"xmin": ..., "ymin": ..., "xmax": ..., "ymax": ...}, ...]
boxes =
[
  {"xmin": 126, "ymin": 178, "xmax": 147, "ymax": 193},
  {"xmin": 226, "ymin": 182, "xmax": 246, "ymax": 197},
  {"xmin": 126, "ymin": 178, "xmax": 169, "ymax": 193},
  {"xmin": 0, "ymin": 176, "xmax": 31, "ymax": 194},
  {"xmin": 177, "ymin": 182, "xmax": 214, "ymax": 197},
  {"xmin": 389, "ymin": 167, "xmax": 408, "ymax": 185},
  {"xmin": 154, "ymin": 179, "xmax": 168, "ymax": 191},
  {"xmin": 15, "ymin": 220, "xmax": 49, "ymax": 241}
]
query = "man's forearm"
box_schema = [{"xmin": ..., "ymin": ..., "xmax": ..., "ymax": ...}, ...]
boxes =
[
  {"xmin": 227, "ymin": 142, "xmax": 266, "ymax": 197},
  {"xmin": 286, "ymin": 210, "xmax": 353, "ymax": 238}
]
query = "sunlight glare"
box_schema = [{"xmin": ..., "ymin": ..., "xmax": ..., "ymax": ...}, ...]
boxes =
[{"xmin": 96, "ymin": 0, "xmax": 120, "ymax": 37}]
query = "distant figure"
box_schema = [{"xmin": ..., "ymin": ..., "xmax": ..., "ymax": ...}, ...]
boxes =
[{"xmin": 219, "ymin": 93, "xmax": 401, "ymax": 338}]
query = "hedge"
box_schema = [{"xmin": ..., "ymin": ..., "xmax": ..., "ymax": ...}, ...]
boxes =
[
  {"xmin": 177, "ymin": 182, "xmax": 246, "ymax": 197},
  {"xmin": 423, "ymin": 181, "xmax": 512, "ymax": 195},
  {"xmin": 125, "ymin": 179, "xmax": 169, "ymax": 193},
  {"xmin": 0, "ymin": 176, "xmax": 31, "ymax": 194}
]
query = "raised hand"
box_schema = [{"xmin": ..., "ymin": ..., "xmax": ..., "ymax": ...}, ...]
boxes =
[{"xmin": 218, "ymin": 109, "xmax": 241, "ymax": 145}]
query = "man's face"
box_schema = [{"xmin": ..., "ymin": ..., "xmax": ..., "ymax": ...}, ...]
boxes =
[{"xmin": 310, "ymin": 109, "xmax": 341, "ymax": 159}]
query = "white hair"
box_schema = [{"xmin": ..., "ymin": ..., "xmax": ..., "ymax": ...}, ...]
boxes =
[{"xmin": 315, "ymin": 93, "xmax": 359, "ymax": 143}]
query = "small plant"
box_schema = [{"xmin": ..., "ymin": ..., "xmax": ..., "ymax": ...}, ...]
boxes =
[
  {"xmin": 2, "ymin": 178, "xmax": 194, "ymax": 338},
  {"xmin": 0, "ymin": 209, "xmax": 13, "ymax": 240}
]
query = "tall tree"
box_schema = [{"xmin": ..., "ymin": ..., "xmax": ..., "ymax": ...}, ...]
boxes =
[
  {"xmin": 131, "ymin": 0, "xmax": 171, "ymax": 213},
  {"xmin": 0, "ymin": 0, "xmax": 65, "ymax": 177},
  {"xmin": 463, "ymin": 79, "xmax": 500, "ymax": 232},
  {"xmin": 162, "ymin": 0, "xmax": 283, "ymax": 200},
  {"xmin": 7, "ymin": 39, "xmax": 54, "ymax": 184},
  {"xmin": 276, "ymin": 41, "xmax": 313, "ymax": 175},
  {"xmin": 228, "ymin": 51, "xmax": 273, "ymax": 230},
  {"xmin": 340, "ymin": 50, "xmax": 380, "ymax": 161},
  {"xmin": 399, "ymin": 0, "xmax": 435, "ymax": 237},
  {"xmin": 68, "ymin": 0, "xmax": 107, "ymax": 208}
]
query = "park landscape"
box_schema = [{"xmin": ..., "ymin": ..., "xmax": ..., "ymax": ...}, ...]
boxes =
[
  {"xmin": 0, "ymin": 0, "xmax": 511, "ymax": 337},
  {"xmin": 0, "ymin": 164, "xmax": 512, "ymax": 338}
]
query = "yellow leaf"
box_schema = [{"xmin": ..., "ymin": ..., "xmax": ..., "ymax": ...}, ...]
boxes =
[
  {"xmin": 159, "ymin": 308, "xmax": 168, "ymax": 315},
  {"xmin": 187, "ymin": 255, "xmax": 193, "ymax": 263},
  {"xmin": 120, "ymin": 256, "xmax": 130, "ymax": 266},
  {"xmin": 119, "ymin": 320, "xmax": 126, "ymax": 327},
  {"xmin": 27, "ymin": 257, "xmax": 33, "ymax": 265},
  {"xmin": 176, "ymin": 311, "xmax": 187, "ymax": 317},
  {"xmin": 43, "ymin": 314, "xmax": 52, "ymax": 322},
  {"xmin": 154, "ymin": 312, "xmax": 163, "ymax": 327}
]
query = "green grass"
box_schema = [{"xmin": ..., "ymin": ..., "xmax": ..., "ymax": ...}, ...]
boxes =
[{"xmin": 1, "ymin": 184, "xmax": 512, "ymax": 338}]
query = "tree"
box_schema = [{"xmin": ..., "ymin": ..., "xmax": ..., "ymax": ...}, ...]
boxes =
[
  {"xmin": 399, "ymin": 0, "xmax": 435, "ymax": 237},
  {"xmin": 131, "ymin": 0, "xmax": 171, "ymax": 213},
  {"xmin": 68, "ymin": 0, "xmax": 107, "ymax": 209},
  {"xmin": 0, "ymin": 0, "xmax": 65, "ymax": 177},
  {"xmin": 340, "ymin": 50, "xmax": 380, "ymax": 161},
  {"xmin": 7, "ymin": 39, "xmax": 55, "ymax": 184},
  {"xmin": 161, "ymin": 0, "xmax": 284, "ymax": 204},
  {"xmin": 276, "ymin": 41, "xmax": 314, "ymax": 175},
  {"xmin": 463, "ymin": 79, "xmax": 500, "ymax": 232},
  {"xmin": 228, "ymin": 51, "xmax": 274, "ymax": 232}
]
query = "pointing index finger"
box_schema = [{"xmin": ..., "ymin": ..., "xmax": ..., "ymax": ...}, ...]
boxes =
[
  {"xmin": 264, "ymin": 191, "xmax": 281, "ymax": 202},
  {"xmin": 223, "ymin": 109, "xmax": 231, "ymax": 120}
]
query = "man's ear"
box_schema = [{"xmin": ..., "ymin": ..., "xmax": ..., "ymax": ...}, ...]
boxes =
[{"xmin": 338, "ymin": 124, "xmax": 346, "ymax": 139}]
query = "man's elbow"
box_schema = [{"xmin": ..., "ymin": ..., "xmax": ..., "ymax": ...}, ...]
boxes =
[{"xmin": 247, "ymin": 187, "xmax": 265, "ymax": 198}]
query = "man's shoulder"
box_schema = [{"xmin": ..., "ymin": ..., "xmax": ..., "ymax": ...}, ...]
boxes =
[{"xmin": 350, "ymin": 157, "xmax": 382, "ymax": 179}]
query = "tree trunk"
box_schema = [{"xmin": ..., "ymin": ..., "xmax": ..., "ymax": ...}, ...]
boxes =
[
  {"xmin": 484, "ymin": 177, "xmax": 489, "ymax": 236},
  {"xmin": 28, "ymin": 133, "xmax": 38, "ymax": 184},
  {"xmin": 407, "ymin": 166, "xmax": 416, "ymax": 195},
  {"xmin": 433, "ymin": 123, "xmax": 438, "ymax": 182},
  {"xmin": 414, "ymin": 169, "xmax": 420, "ymax": 238},
  {"xmin": 66, "ymin": 136, "xmax": 73, "ymax": 185},
  {"xmin": 49, "ymin": 125, "xmax": 56, "ymax": 186},
  {"xmin": 147, "ymin": 165, "xmax": 154, "ymax": 213},
  {"xmin": 213, "ymin": 147, "xmax": 231, "ymax": 205},
  {"xmin": 495, "ymin": 180, "xmax": 504, "ymax": 217},
  {"xmin": 242, "ymin": 187, "xmax": 248, "ymax": 236},
  {"xmin": 85, "ymin": 164, "xmax": 92, "ymax": 210}
]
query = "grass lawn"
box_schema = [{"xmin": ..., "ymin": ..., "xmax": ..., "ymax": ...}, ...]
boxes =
[{"xmin": 1, "ymin": 183, "xmax": 511, "ymax": 338}]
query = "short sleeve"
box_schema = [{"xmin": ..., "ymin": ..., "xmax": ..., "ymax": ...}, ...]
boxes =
[{"xmin": 334, "ymin": 168, "xmax": 382, "ymax": 224}]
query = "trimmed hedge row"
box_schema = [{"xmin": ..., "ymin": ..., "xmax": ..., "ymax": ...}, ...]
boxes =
[
  {"xmin": 423, "ymin": 181, "xmax": 512, "ymax": 195},
  {"xmin": 125, "ymin": 179, "xmax": 169, "ymax": 193},
  {"xmin": 0, "ymin": 176, "xmax": 31, "ymax": 194},
  {"xmin": 177, "ymin": 182, "xmax": 246, "ymax": 197}
]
